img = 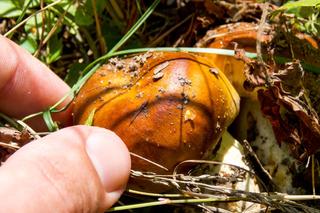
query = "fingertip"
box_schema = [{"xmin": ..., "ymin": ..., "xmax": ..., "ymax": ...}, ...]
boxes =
[
  {"xmin": 0, "ymin": 35, "xmax": 19, "ymax": 91},
  {"xmin": 0, "ymin": 35, "xmax": 72, "ymax": 130},
  {"xmin": 104, "ymin": 189, "xmax": 125, "ymax": 209},
  {"xmin": 51, "ymin": 126, "xmax": 131, "ymax": 209},
  {"xmin": 86, "ymin": 128, "xmax": 131, "ymax": 193},
  {"xmin": 0, "ymin": 125, "xmax": 131, "ymax": 212}
]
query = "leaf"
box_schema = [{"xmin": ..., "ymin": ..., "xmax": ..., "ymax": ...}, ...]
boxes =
[
  {"xmin": 84, "ymin": 109, "xmax": 96, "ymax": 126},
  {"xmin": 20, "ymin": 36, "xmax": 38, "ymax": 54},
  {"xmin": 24, "ymin": 13, "xmax": 43, "ymax": 39},
  {"xmin": 46, "ymin": 34, "xmax": 62, "ymax": 64},
  {"xmin": 256, "ymin": 61, "xmax": 320, "ymax": 159},
  {"xmin": 101, "ymin": 17, "xmax": 123, "ymax": 48},
  {"xmin": 12, "ymin": 0, "xmax": 26, "ymax": 8},
  {"xmin": 64, "ymin": 62, "xmax": 87, "ymax": 86},
  {"xmin": 95, "ymin": 0, "xmax": 108, "ymax": 15},
  {"xmin": 74, "ymin": 2, "xmax": 94, "ymax": 26},
  {"xmin": 74, "ymin": 9, "xmax": 93, "ymax": 26},
  {"xmin": 49, "ymin": 3, "xmax": 79, "ymax": 34},
  {"xmin": 0, "ymin": 0, "xmax": 22, "ymax": 17},
  {"xmin": 277, "ymin": 0, "xmax": 320, "ymax": 11},
  {"xmin": 73, "ymin": 0, "xmax": 107, "ymax": 26}
]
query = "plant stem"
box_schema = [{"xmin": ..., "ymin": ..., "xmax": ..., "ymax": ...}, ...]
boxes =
[
  {"xmin": 4, "ymin": 0, "xmax": 63, "ymax": 37},
  {"xmin": 108, "ymin": 197, "xmax": 236, "ymax": 212}
]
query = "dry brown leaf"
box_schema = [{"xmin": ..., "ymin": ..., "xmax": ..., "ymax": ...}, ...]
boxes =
[
  {"xmin": 0, "ymin": 127, "xmax": 32, "ymax": 162},
  {"xmin": 254, "ymin": 61, "xmax": 320, "ymax": 159}
]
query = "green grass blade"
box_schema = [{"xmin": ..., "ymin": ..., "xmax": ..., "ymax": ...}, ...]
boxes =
[
  {"xmin": 107, "ymin": 0, "xmax": 160, "ymax": 55},
  {"xmin": 108, "ymin": 197, "xmax": 236, "ymax": 212},
  {"xmin": 0, "ymin": 112, "xmax": 21, "ymax": 130},
  {"xmin": 84, "ymin": 109, "xmax": 96, "ymax": 126},
  {"xmin": 109, "ymin": 47, "xmax": 257, "ymax": 58},
  {"xmin": 43, "ymin": 110, "xmax": 58, "ymax": 132},
  {"xmin": 16, "ymin": 0, "xmax": 34, "ymax": 24}
]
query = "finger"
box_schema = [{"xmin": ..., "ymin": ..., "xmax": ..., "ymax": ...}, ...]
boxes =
[
  {"xmin": 0, "ymin": 126, "xmax": 131, "ymax": 212},
  {"xmin": 0, "ymin": 35, "xmax": 72, "ymax": 130}
]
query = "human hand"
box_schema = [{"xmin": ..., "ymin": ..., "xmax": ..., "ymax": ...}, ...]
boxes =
[{"xmin": 0, "ymin": 35, "xmax": 131, "ymax": 212}]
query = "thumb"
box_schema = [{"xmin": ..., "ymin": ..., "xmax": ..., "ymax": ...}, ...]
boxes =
[{"xmin": 0, "ymin": 125, "xmax": 131, "ymax": 213}]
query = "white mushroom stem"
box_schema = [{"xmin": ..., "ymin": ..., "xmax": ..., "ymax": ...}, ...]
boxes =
[{"xmin": 206, "ymin": 131, "xmax": 261, "ymax": 212}]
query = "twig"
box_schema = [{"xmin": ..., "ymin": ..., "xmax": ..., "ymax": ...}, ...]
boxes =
[
  {"xmin": 281, "ymin": 194, "xmax": 320, "ymax": 201},
  {"xmin": 33, "ymin": 0, "xmax": 46, "ymax": 58},
  {"xmin": 34, "ymin": 2, "xmax": 71, "ymax": 58},
  {"xmin": 312, "ymin": 155, "xmax": 316, "ymax": 196},
  {"xmin": 16, "ymin": 120, "xmax": 41, "ymax": 140},
  {"xmin": 127, "ymin": 189, "xmax": 186, "ymax": 198},
  {"xmin": 256, "ymin": 2, "xmax": 269, "ymax": 62},
  {"xmin": 130, "ymin": 152, "xmax": 169, "ymax": 171},
  {"xmin": 173, "ymin": 15, "xmax": 195, "ymax": 47},
  {"xmin": 110, "ymin": 0, "xmax": 124, "ymax": 21},
  {"xmin": 0, "ymin": 142, "xmax": 20, "ymax": 150},
  {"xmin": 148, "ymin": 13, "xmax": 193, "ymax": 47},
  {"xmin": 4, "ymin": 0, "xmax": 63, "ymax": 37},
  {"xmin": 91, "ymin": 0, "xmax": 106, "ymax": 54},
  {"xmin": 239, "ymin": 140, "xmax": 276, "ymax": 191}
]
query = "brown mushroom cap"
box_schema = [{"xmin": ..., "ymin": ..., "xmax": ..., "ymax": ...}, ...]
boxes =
[
  {"xmin": 198, "ymin": 22, "xmax": 319, "ymax": 99},
  {"xmin": 197, "ymin": 22, "xmax": 271, "ymax": 99},
  {"xmin": 73, "ymin": 52, "xmax": 240, "ymax": 178}
]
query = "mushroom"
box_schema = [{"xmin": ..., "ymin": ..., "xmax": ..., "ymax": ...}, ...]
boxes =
[
  {"xmin": 196, "ymin": 22, "xmax": 271, "ymax": 99},
  {"xmin": 73, "ymin": 23, "xmax": 317, "ymax": 193},
  {"xmin": 73, "ymin": 52, "xmax": 240, "ymax": 190},
  {"xmin": 199, "ymin": 22, "xmax": 320, "ymax": 195}
]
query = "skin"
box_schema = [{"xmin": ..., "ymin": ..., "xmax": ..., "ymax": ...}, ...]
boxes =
[{"xmin": 0, "ymin": 35, "xmax": 131, "ymax": 212}]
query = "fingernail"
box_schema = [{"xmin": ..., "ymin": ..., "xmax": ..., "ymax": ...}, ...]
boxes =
[{"xmin": 86, "ymin": 131, "xmax": 131, "ymax": 193}]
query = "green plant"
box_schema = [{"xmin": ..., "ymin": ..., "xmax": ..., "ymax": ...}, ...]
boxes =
[{"xmin": 274, "ymin": 0, "xmax": 320, "ymax": 36}]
